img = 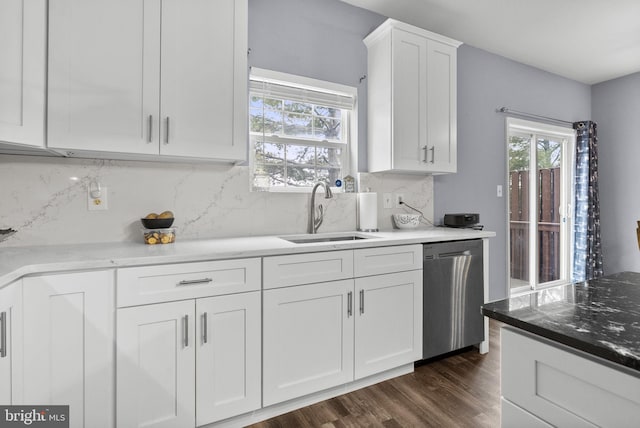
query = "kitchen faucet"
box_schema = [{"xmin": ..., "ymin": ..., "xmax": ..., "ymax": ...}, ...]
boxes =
[{"xmin": 309, "ymin": 181, "xmax": 333, "ymax": 234}]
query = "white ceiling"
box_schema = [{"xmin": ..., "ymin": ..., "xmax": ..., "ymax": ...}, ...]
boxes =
[{"xmin": 341, "ymin": 0, "xmax": 640, "ymax": 85}]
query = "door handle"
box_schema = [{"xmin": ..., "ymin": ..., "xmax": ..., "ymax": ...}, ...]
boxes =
[
  {"xmin": 147, "ymin": 115, "xmax": 153, "ymax": 143},
  {"xmin": 422, "ymin": 145, "xmax": 428, "ymax": 163},
  {"xmin": 183, "ymin": 314, "xmax": 189, "ymax": 348},
  {"xmin": 165, "ymin": 117, "xmax": 170, "ymax": 144},
  {"xmin": 0, "ymin": 312, "xmax": 6, "ymax": 358},
  {"xmin": 347, "ymin": 291, "xmax": 353, "ymax": 317},
  {"xmin": 177, "ymin": 278, "xmax": 213, "ymax": 286},
  {"xmin": 202, "ymin": 312, "xmax": 208, "ymax": 344},
  {"xmin": 359, "ymin": 289, "xmax": 364, "ymax": 314},
  {"xmin": 429, "ymin": 146, "xmax": 435, "ymax": 164}
]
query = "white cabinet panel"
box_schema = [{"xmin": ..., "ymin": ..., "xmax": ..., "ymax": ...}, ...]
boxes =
[
  {"xmin": 354, "ymin": 270, "xmax": 422, "ymax": 379},
  {"xmin": 117, "ymin": 258, "xmax": 261, "ymax": 307},
  {"xmin": 160, "ymin": 0, "xmax": 247, "ymax": 160},
  {"xmin": 365, "ymin": 19, "xmax": 460, "ymax": 174},
  {"xmin": 23, "ymin": 270, "xmax": 115, "ymax": 428},
  {"xmin": 0, "ymin": 281, "xmax": 22, "ymax": 405},
  {"xmin": 48, "ymin": 0, "xmax": 159, "ymax": 155},
  {"xmin": 390, "ymin": 29, "xmax": 428, "ymax": 171},
  {"xmin": 196, "ymin": 292, "xmax": 261, "ymax": 425},
  {"xmin": 501, "ymin": 398, "xmax": 553, "ymax": 428},
  {"xmin": 263, "ymin": 251, "xmax": 354, "ymax": 289},
  {"xmin": 48, "ymin": 0, "xmax": 247, "ymax": 162},
  {"xmin": 426, "ymin": 40, "xmax": 457, "ymax": 173},
  {"xmin": 354, "ymin": 244, "xmax": 422, "ymax": 277},
  {"xmin": 0, "ymin": 0, "xmax": 46, "ymax": 148},
  {"xmin": 502, "ymin": 327, "xmax": 640, "ymax": 427},
  {"xmin": 263, "ymin": 280, "xmax": 354, "ymax": 406},
  {"xmin": 117, "ymin": 300, "xmax": 196, "ymax": 428}
]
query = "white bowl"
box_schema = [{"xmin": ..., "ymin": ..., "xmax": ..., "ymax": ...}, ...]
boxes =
[{"xmin": 392, "ymin": 213, "xmax": 421, "ymax": 229}]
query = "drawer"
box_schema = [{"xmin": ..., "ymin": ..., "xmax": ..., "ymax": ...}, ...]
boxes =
[
  {"xmin": 501, "ymin": 398, "xmax": 553, "ymax": 428},
  {"xmin": 354, "ymin": 244, "xmax": 422, "ymax": 277},
  {"xmin": 502, "ymin": 327, "xmax": 640, "ymax": 427},
  {"xmin": 263, "ymin": 251, "xmax": 353, "ymax": 289},
  {"xmin": 117, "ymin": 258, "xmax": 261, "ymax": 307}
]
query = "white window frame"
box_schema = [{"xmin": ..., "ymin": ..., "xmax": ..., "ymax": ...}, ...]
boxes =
[
  {"xmin": 506, "ymin": 118, "xmax": 576, "ymax": 296},
  {"xmin": 249, "ymin": 68, "xmax": 357, "ymax": 192}
]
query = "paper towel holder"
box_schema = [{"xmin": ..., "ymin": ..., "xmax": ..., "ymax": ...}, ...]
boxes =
[{"xmin": 357, "ymin": 191, "xmax": 379, "ymax": 232}]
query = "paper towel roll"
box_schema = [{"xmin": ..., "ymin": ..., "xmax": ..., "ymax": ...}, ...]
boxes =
[{"xmin": 358, "ymin": 192, "xmax": 378, "ymax": 232}]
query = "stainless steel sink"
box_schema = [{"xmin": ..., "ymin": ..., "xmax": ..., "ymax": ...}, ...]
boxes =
[{"xmin": 280, "ymin": 233, "xmax": 375, "ymax": 244}]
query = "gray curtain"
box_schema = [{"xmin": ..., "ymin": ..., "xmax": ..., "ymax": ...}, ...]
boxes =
[{"xmin": 572, "ymin": 121, "xmax": 603, "ymax": 282}]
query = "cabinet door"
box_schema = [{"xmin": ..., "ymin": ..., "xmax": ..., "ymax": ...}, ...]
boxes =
[
  {"xmin": 390, "ymin": 28, "xmax": 428, "ymax": 172},
  {"xmin": 48, "ymin": 0, "xmax": 160, "ymax": 155},
  {"xmin": 23, "ymin": 271, "xmax": 115, "ymax": 428},
  {"xmin": 0, "ymin": 282, "xmax": 23, "ymax": 405},
  {"xmin": 263, "ymin": 280, "xmax": 354, "ymax": 406},
  {"xmin": 196, "ymin": 292, "xmax": 261, "ymax": 425},
  {"xmin": 354, "ymin": 270, "xmax": 422, "ymax": 379},
  {"xmin": 426, "ymin": 39, "xmax": 457, "ymax": 173},
  {"xmin": 117, "ymin": 300, "xmax": 195, "ymax": 428},
  {"xmin": 0, "ymin": 0, "xmax": 46, "ymax": 147},
  {"xmin": 160, "ymin": 0, "xmax": 247, "ymax": 161}
]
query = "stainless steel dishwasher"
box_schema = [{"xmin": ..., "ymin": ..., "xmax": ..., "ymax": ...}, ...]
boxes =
[{"xmin": 422, "ymin": 239, "xmax": 484, "ymax": 359}]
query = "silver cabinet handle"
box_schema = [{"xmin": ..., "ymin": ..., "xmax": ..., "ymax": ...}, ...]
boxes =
[
  {"xmin": 347, "ymin": 291, "xmax": 353, "ymax": 317},
  {"xmin": 429, "ymin": 146, "xmax": 435, "ymax": 164},
  {"xmin": 422, "ymin": 145, "xmax": 428, "ymax": 163},
  {"xmin": 177, "ymin": 278, "xmax": 213, "ymax": 286},
  {"xmin": 0, "ymin": 312, "xmax": 6, "ymax": 358},
  {"xmin": 147, "ymin": 115, "xmax": 153, "ymax": 143},
  {"xmin": 165, "ymin": 117, "xmax": 170, "ymax": 144},
  {"xmin": 183, "ymin": 315, "xmax": 189, "ymax": 348},
  {"xmin": 202, "ymin": 312, "xmax": 208, "ymax": 344},
  {"xmin": 359, "ymin": 289, "xmax": 364, "ymax": 314}
]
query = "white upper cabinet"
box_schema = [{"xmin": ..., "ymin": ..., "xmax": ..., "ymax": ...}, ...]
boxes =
[
  {"xmin": 365, "ymin": 19, "xmax": 460, "ymax": 174},
  {"xmin": 0, "ymin": 0, "xmax": 46, "ymax": 149},
  {"xmin": 48, "ymin": 0, "xmax": 248, "ymax": 162}
]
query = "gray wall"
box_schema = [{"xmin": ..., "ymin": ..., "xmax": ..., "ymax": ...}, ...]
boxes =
[
  {"xmin": 592, "ymin": 72, "xmax": 640, "ymax": 275},
  {"xmin": 435, "ymin": 45, "xmax": 592, "ymax": 301},
  {"xmin": 248, "ymin": 0, "xmax": 385, "ymax": 169},
  {"xmin": 249, "ymin": 0, "xmax": 596, "ymax": 301}
]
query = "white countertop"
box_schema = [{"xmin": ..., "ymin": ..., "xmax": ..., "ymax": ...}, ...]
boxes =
[{"xmin": 0, "ymin": 228, "xmax": 495, "ymax": 289}]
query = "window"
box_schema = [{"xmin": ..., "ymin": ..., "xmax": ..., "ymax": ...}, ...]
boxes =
[
  {"xmin": 507, "ymin": 118, "xmax": 576, "ymax": 295},
  {"xmin": 249, "ymin": 68, "xmax": 356, "ymax": 191}
]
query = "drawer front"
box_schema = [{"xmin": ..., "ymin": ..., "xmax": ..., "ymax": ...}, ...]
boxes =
[
  {"xmin": 263, "ymin": 251, "xmax": 353, "ymax": 289},
  {"xmin": 354, "ymin": 244, "xmax": 422, "ymax": 277},
  {"xmin": 117, "ymin": 258, "xmax": 261, "ymax": 307},
  {"xmin": 502, "ymin": 327, "xmax": 640, "ymax": 427}
]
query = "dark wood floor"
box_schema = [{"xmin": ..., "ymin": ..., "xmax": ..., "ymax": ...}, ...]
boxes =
[{"xmin": 249, "ymin": 320, "xmax": 502, "ymax": 428}]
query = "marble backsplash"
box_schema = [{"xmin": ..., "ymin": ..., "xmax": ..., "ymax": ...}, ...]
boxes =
[{"xmin": 0, "ymin": 155, "xmax": 433, "ymax": 247}]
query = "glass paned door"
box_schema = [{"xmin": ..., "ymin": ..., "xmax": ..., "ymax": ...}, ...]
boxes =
[{"xmin": 507, "ymin": 119, "xmax": 575, "ymax": 295}]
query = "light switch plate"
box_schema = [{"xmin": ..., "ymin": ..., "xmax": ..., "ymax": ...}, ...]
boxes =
[{"xmin": 88, "ymin": 186, "xmax": 108, "ymax": 211}]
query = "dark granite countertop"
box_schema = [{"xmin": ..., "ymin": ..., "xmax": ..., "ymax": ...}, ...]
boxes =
[{"xmin": 482, "ymin": 271, "xmax": 640, "ymax": 371}]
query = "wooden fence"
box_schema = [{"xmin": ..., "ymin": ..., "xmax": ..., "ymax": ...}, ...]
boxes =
[{"xmin": 510, "ymin": 167, "xmax": 561, "ymax": 284}]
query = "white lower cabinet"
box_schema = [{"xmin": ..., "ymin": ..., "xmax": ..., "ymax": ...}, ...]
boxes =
[
  {"xmin": 196, "ymin": 292, "xmax": 261, "ymax": 425},
  {"xmin": 263, "ymin": 280, "xmax": 355, "ymax": 406},
  {"xmin": 22, "ymin": 270, "xmax": 115, "ymax": 428},
  {"xmin": 117, "ymin": 291, "xmax": 261, "ymax": 427},
  {"xmin": 354, "ymin": 270, "xmax": 422, "ymax": 379},
  {"xmin": 117, "ymin": 300, "xmax": 196, "ymax": 428},
  {"xmin": 0, "ymin": 281, "xmax": 22, "ymax": 404},
  {"xmin": 263, "ymin": 247, "xmax": 423, "ymax": 407},
  {"xmin": 501, "ymin": 327, "xmax": 640, "ymax": 427}
]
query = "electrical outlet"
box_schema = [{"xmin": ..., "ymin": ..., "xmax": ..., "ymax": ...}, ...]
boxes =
[
  {"xmin": 88, "ymin": 186, "xmax": 108, "ymax": 211},
  {"xmin": 383, "ymin": 193, "xmax": 393, "ymax": 209},
  {"xmin": 395, "ymin": 193, "xmax": 404, "ymax": 208},
  {"xmin": 497, "ymin": 185, "xmax": 503, "ymax": 198}
]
